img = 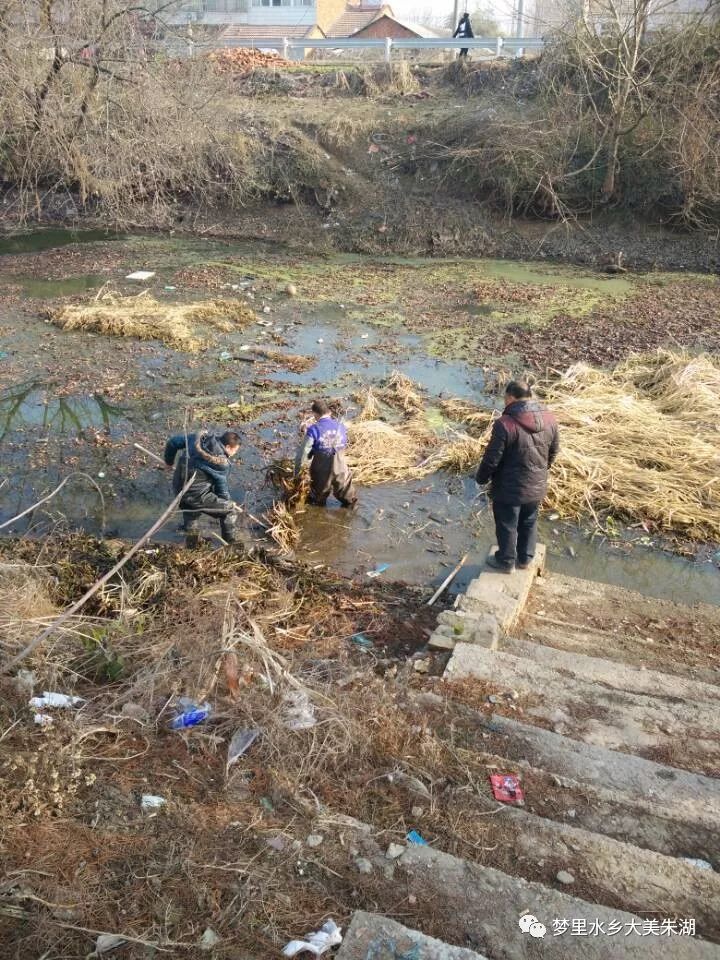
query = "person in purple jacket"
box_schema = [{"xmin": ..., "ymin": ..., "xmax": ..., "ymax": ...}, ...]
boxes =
[{"xmin": 295, "ymin": 399, "xmax": 358, "ymax": 508}]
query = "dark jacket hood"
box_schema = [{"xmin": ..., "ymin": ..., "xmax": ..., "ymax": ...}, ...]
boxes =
[
  {"xmin": 504, "ymin": 400, "xmax": 547, "ymax": 435},
  {"xmin": 195, "ymin": 430, "xmax": 229, "ymax": 468}
]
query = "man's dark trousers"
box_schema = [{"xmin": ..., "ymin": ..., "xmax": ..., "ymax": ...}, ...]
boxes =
[{"xmin": 493, "ymin": 501, "xmax": 539, "ymax": 569}]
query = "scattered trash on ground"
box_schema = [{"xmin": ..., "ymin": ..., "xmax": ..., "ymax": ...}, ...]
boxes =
[
  {"xmin": 125, "ymin": 270, "xmax": 155, "ymax": 281},
  {"xmin": 94, "ymin": 933, "xmax": 127, "ymax": 954},
  {"xmin": 406, "ymin": 829, "xmax": 428, "ymax": 846},
  {"xmin": 200, "ymin": 928, "xmax": 221, "ymax": 951},
  {"xmin": 227, "ymin": 728, "xmax": 260, "ymax": 771},
  {"xmin": 490, "ymin": 773, "xmax": 525, "ymax": 805},
  {"xmin": 350, "ymin": 632, "xmax": 374, "ymax": 649},
  {"xmin": 367, "ymin": 563, "xmax": 390, "ymax": 579},
  {"xmin": 683, "ymin": 857, "xmax": 714, "ymax": 871},
  {"xmin": 169, "ymin": 700, "xmax": 212, "ymax": 730},
  {"xmin": 140, "ymin": 794, "xmax": 166, "ymax": 815},
  {"xmin": 30, "ymin": 691, "xmax": 84, "ymax": 725},
  {"xmin": 283, "ymin": 689, "xmax": 317, "ymax": 730},
  {"xmin": 282, "ymin": 920, "xmax": 342, "ymax": 957},
  {"xmin": 386, "ymin": 843, "xmax": 405, "ymax": 859}
]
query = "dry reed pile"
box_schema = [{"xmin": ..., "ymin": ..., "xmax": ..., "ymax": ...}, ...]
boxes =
[
  {"xmin": 438, "ymin": 351, "xmax": 720, "ymax": 538},
  {"xmin": 49, "ymin": 291, "xmax": 256, "ymax": 351},
  {"xmin": 540, "ymin": 351, "xmax": 720, "ymax": 538},
  {"xmin": 380, "ymin": 371, "xmax": 424, "ymax": 414}
]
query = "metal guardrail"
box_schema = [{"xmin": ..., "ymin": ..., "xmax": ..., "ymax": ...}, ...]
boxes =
[{"xmin": 203, "ymin": 35, "xmax": 545, "ymax": 61}]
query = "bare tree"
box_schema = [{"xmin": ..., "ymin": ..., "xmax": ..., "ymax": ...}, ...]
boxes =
[
  {"xmin": 0, "ymin": 0, "xmax": 257, "ymax": 223},
  {"xmin": 549, "ymin": 0, "xmax": 718, "ymax": 199}
]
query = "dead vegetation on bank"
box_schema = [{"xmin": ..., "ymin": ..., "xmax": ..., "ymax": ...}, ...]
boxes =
[
  {"xmin": 49, "ymin": 291, "xmax": 256, "ymax": 351},
  {"xmin": 444, "ymin": 350, "xmax": 720, "ymax": 540}
]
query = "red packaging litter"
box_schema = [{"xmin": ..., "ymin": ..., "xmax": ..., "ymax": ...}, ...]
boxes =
[{"xmin": 490, "ymin": 774, "xmax": 525, "ymax": 805}]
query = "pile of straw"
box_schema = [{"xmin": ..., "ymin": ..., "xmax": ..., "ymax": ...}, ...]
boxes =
[
  {"xmin": 380, "ymin": 371, "xmax": 424, "ymax": 414},
  {"xmin": 440, "ymin": 397, "xmax": 493, "ymax": 430},
  {"xmin": 435, "ymin": 351, "xmax": 720, "ymax": 539},
  {"xmin": 49, "ymin": 291, "xmax": 256, "ymax": 351},
  {"xmin": 539, "ymin": 351, "xmax": 720, "ymax": 538},
  {"xmin": 354, "ymin": 388, "xmax": 381, "ymax": 422},
  {"xmin": 346, "ymin": 419, "xmax": 435, "ymax": 484}
]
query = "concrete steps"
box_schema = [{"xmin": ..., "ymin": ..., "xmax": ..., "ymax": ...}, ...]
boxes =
[
  {"xmin": 499, "ymin": 634, "xmax": 720, "ymax": 703},
  {"xmin": 337, "ymin": 911, "xmax": 488, "ymax": 960},
  {"xmin": 390, "ymin": 550, "xmax": 720, "ymax": 956},
  {"xmin": 397, "ymin": 844, "xmax": 720, "ymax": 959},
  {"xmin": 445, "ymin": 643, "xmax": 720, "ymax": 771}
]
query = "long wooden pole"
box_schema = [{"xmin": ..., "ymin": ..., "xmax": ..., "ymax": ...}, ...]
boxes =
[
  {"xmin": 2, "ymin": 473, "xmax": 197, "ymax": 673},
  {"xmin": 426, "ymin": 553, "xmax": 468, "ymax": 606}
]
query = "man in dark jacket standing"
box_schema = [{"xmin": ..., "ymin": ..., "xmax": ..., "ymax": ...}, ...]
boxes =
[
  {"xmin": 454, "ymin": 13, "xmax": 474, "ymax": 58},
  {"xmin": 164, "ymin": 429, "xmax": 241, "ymax": 547},
  {"xmin": 475, "ymin": 381, "xmax": 559, "ymax": 573}
]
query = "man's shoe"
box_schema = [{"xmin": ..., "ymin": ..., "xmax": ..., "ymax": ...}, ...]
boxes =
[
  {"xmin": 487, "ymin": 555, "xmax": 514, "ymax": 574},
  {"xmin": 341, "ymin": 499, "xmax": 359, "ymax": 511},
  {"xmin": 517, "ymin": 562, "xmax": 530, "ymax": 570}
]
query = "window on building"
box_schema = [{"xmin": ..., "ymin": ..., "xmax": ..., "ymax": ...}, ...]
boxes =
[{"xmin": 251, "ymin": 0, "xmax": 313, "ymax": 7}]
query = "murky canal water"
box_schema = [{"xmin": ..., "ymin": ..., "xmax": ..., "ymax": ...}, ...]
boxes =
[{"xmin": 0, "ymin": 229, "xmax": 717, "ymax": 606}]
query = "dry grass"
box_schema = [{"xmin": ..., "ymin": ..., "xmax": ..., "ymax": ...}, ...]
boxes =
[
  {"xmin": 0, "ymin": 562, "xmax": 56, "ymax": 657},
  {"xmin": 354, "ymin": 388, "xmax": 381, "ymax": 422},
  {"xmin": 440, "ymin": 397, "xmax": 493, "ymax": 430},
  {"xmin": 49, "ymin": 291, "xmax": 257, "ymax": 352},
  {"xmin": 539, "ymin": 351, "xmax": 720, "ymax": 537},
  {"xmin": 346, "ymin": 419, "xmax": 433, "ymax": 484},
  {"xmin": 380, "ymin": 371, "xmax": 424, "ymax": 415},
  {"xmin": 438, "ymin": 351, "xmax": 720, "ymax": 539}
]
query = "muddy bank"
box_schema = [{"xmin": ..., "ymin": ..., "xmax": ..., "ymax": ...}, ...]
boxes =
[{"xmin": 3, "ymin": 195, "xmax": 720, "ymax": 275}]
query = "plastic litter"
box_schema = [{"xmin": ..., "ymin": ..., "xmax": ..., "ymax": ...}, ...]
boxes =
[
  {"xmin": 367, "ymin": 563, "xmax": 390, "ymax": 579},
  {"xmin": 406, "ymin": 829, "xmax": 428, "ymax": 846},
  {"xmin": 30, "ymin": 692, "xmax": 85, "ymax": 710},
  {"xmin": 164, "ymin": 285, "xmax": 176, "ymax": 291},
  {"xmin": 283, "ymin": 690, "xmax": 316, "ymax": 731},
  {"xmin": 218, "ymin": 350, "xmax": 233, "ymax": 361},
  {"xmin": 140, "ymin": 794, "xmax": 166, "ymax": 814},
  {"xmin": 350, "ymin": 633, "xmax": 374, "ymax": 649},
  {"xmin": 94, "ymin": 933, "xmax": 127, "ymax": 954},
  {"xmin": 490, "ymin": 773, "xmax": 525, "ymax": 805},
  {"xmin": 282, "ymin": 920, "xmax": 343, "ymax": 957},
  {"xmin": 31, "ymin": 691, "xmax": 85, "ymax": 724},
  {"xmin": 0, "ymin": 351, "xmax": 7, "ymax": 359},
  {"xmin": 125, "ymin": 270, "xmax": 155, "ymax": 281},
  {"xmin": 226, "ymin": 728, "xmax": 260, "ymax": 771},
  {"xmin": 200, "ymin": 928, "xmax": 221, "ymax": 951},
  {"xmin": 169, "ymin": 701, "xmax": 211, "ymax": 730},
  {"xmin": 683, "ymin": 857, "xmax": 713, "ymax": 871}
]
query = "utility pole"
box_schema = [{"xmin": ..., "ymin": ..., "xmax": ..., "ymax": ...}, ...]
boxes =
[
  {"xmin": 453, "ymin": 0, "xmax": 461, "ymax": 30},
  {"xmin": 515, "ymin": 0, "xmax": 525, "ymax": 35}
]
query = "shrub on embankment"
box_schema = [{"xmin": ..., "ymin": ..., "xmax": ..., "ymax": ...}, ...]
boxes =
[
  {"xmin": 0, "ymin": 1, "xmax": 332, "ymax": 225},
  {"xmin": 0, "ymin": 1, "xmax": 718, "ymax": 229},
  {"xmin": 431, "ymin": 21, "xmax": 720, "ymax": 227}
]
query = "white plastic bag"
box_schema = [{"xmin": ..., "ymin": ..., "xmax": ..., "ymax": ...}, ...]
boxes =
[{"xmin": 282, "ymin": 920, "xmax": 342, "ymax": 957}]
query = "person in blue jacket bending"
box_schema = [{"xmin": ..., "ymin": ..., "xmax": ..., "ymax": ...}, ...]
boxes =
[
  {"xmin": 164, "ymin": 429, "xmax": 241, "ymax": 547},
  {"xmin": 295, "ymin": 400, "xmax": 358, "ymax": 508}
]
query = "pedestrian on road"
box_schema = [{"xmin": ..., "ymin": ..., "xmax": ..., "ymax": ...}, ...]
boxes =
[
  {"xmin": 454, "ymin": 13, "xmax": 474, "ymax": 58},
  {"xmin": 295, "ymin": 399, "xmax": 358, "ymax": 509},
  {"xmin": 475, "ymin": 381, "xmax": 559, "ymax": 573},
  {"xmin": 164, "ymin": 429, "xmax": 241, "ymax": 547}
]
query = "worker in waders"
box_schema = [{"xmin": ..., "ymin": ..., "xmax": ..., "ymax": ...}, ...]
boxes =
[
  {"xmin": 164, "ymin": 429, "xmax": 241, "ymax": 547},
  {"xmin": 295, "ymin": 400, "xmax": 358, "ymax": 509}
]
